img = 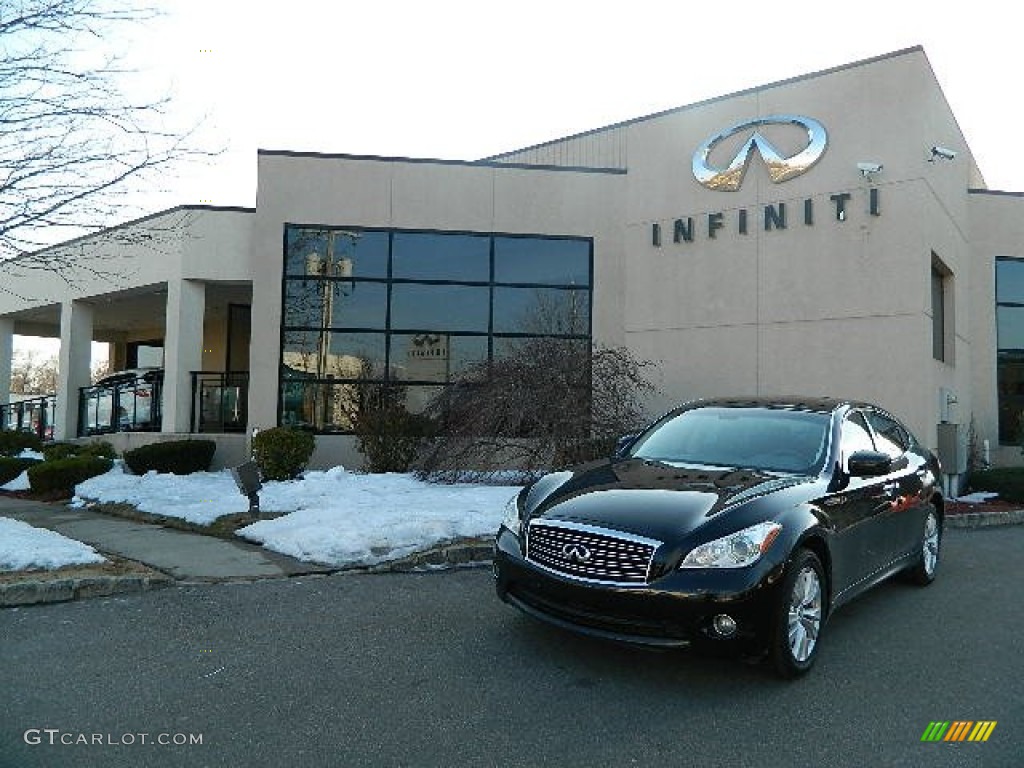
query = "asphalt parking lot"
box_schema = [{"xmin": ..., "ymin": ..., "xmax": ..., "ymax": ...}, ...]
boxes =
[{"xmin": 1, "ymin": 525, "xmax": 1020, "ymax": 768}]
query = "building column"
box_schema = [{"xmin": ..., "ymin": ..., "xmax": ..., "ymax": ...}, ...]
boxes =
[
  {"xmin": 161, "ymin": 279, "xmax": 205, "ymax": 433},
  {"xmin": 55, "ymin": 301, "xmax": 94, "ymax": 440},
  {"xmin": 0, "ymin": 317, "xmax": 14, "ymax": 408}
]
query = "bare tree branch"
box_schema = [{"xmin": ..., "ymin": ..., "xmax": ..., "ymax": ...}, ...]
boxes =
[{"xmin": 0, "ymin": 0, "xmax": 217, "ymax": 266}]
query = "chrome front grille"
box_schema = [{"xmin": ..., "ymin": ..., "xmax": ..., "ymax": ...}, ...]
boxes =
[{"xmin": 526, "ymin": 520, "xmax": 660, "ymax": 584}]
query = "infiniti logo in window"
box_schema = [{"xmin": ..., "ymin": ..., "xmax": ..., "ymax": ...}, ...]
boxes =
[{"xmin": 692, "ymin": 114, "xmax": 828, "ymax": 191}]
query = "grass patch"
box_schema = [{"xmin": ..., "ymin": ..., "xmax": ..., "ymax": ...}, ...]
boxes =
[{"xmin": 0, "ymin": 555, "xmax": 160, "ymax": 585}]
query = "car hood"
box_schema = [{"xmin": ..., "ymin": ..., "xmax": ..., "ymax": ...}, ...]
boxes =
[{"xmin": 523, "ymin": 459, "xmax": 808, "ymax": 543}]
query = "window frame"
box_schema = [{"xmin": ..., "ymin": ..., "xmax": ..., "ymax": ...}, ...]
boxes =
[{"xmin": 278, "ymin": 224, "xmax": 594, "ymax": 433}]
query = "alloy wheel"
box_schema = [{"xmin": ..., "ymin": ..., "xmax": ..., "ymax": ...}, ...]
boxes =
[
  {"xmin": 923, "ymin": 512, "xmax": 940, "ymax": 577},
  {"xmin": 787, "ymin": 566, "xmax": 822, "ymax": 663}
]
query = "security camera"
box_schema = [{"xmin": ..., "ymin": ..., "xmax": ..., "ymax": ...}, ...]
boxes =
[
  {"xmin": 857, "ymin": 162, "xmax": 883, "ymax": 176},
  {"xmin": 930, "ymin": 146, "xmax": 957, "ymax": 161}
]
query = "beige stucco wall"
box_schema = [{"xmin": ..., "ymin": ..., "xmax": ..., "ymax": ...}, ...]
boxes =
[
  {"xmin": 969, "ymin": 191, "xmax": 1024, "ymax": 465},
  {"xmin": 609, "ymin": 47, "xmax": 978, "ymax": 453}
]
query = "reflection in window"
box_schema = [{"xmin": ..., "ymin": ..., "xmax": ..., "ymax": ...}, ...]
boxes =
[
  {"xmin": 284, "ymin": 279, "xmax": 388, "ymax": 330},
  {"xmin": 392, "ymin": 232, "xmax": 490, "ymax": 281},
  {"xmin": 997, "ymin": 258, "xmax": 1024, "ymax": 443},
  {"xmin": 865, "ymin": 411, "xmax": 907, "ymax": 458},
  {"xmin": 282, "ymin": 331, "xmax": 385, "ymax": 379},
  {"xmin": 389, "ymin": 334, "xmax": 488, "ymax": 383},
  {"xmin": 285, "ymin": 228, "xmax": 389, "ymax": 279},
  {"xmin": 281, "ymin": 225, "xmax": 593, "ymax": 433},
  {"xmin": 841, "ymin": 412, "xmax": 875, "ymax": 470},
  {"xmin": 390, "ymin": 284, "xmax": 489, "ymax": 332},
  {"xmin": 494, "ymin": 236, "xmax": 590, "ymax": 285},
  {"xmin": 492, "ymin": 287, "xmax": 589, "ymax": 335}
]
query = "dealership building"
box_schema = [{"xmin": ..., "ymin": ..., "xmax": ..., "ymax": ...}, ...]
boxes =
[{"xmin": 1, "ymin": 45, "xmax": 1022, "ymax": 475}]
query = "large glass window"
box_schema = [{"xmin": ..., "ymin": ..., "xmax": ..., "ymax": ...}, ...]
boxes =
[
  {"xmin": 996, "ymin": 257, "xmax": 1024, "ymax": 443},
  {"xmin": 279, "ymin": 225, "xmax": 593, "ymax": 433},
  {"xmin": 392, "ymin": 232, "xmax": 490, "ymax": 281},
  {"xmin": 285, "ymin": 228, "xmax": 390, "ymax": 279},
  {"xmin": 494, "ymin": 236, "xmax": 590, "ymax": 285},
  {"xmin": 389, "ymin": 284, "xmax": 490, "ymax": 332}
]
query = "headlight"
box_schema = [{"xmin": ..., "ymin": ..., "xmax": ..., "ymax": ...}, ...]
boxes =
[
  {"xmin": 679, "ymin": 522, "xmax": 782, "ymax": 569},
  {"xmin": 500, "ymin": 495, "xmax": 522, "ymax": 537}
]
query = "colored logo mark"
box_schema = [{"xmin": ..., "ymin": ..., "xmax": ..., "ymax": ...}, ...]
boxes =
[{"xmin": 921, "ymin": 721, "xmax": 997, "ymax": 742}]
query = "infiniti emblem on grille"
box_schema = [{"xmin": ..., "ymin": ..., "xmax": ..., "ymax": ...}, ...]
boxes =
[{"xmin": 562, "ymin": 543, "xmax": 592, "ymax": 564}]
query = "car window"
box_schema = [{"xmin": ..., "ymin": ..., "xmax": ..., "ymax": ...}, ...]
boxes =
[
  {"xmin": 865, "ymin": 410, "xmax": 908, "ymax": 460},
  {"xmin": 840, "ymin": 412, "xmax": 875, "ymax": 471},
  {"xmin": 629, "ymin": 406, "xmax": 831, "ymax": 474}
]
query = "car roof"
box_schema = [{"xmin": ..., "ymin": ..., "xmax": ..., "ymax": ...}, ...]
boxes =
[{"xmin": 684, "ymin": 396, "xmax": 875, "ymax": 414}]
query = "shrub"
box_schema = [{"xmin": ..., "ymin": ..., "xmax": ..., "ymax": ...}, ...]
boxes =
[
  {"xmin": 41, "ymin": 442, "xmax": 80, "ymax": 462},
  {"xmin": 27, "ymin": 456, "xmax": 113, "ymax": 497},
  {"xmin": 43, "ymin": 441, "xmax": 118, "ymax": 462},
  {"xmin": 355, "ymin": 406, "xmax": 434, "ymax": 474},
  {"xmin": 123, "ymin": 439, "xmax": 216, "ymax": 475},
  {"xmin": 78, "ymin": 440, "xmax": 117, "ymax": 460},
  {"xmin": 968, "ymin": 467, "xmax": 1024, "ymax": 503},
  {"xmin": 0, "ymin": 430, "xmax": 43, "ymax": 457},
  {"xmin": 0, "ymin": 456, "xmax": 41, "ymax": 485},
  {"xmin": 252, "ymin": 427, "xmax": 315, "ymax": 481}
]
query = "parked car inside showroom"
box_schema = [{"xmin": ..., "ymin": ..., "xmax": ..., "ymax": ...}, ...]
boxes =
[{"xmin": 493, "ymin": 397, "xmax": 943, "ymax": 677}]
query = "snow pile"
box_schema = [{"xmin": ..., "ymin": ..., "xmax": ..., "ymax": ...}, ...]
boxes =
[
  {"xmin": 952, "ymin": 491, "xmax": 1000, "ymax": 504},
  {"xmin": 236, "ymin": 468, "xmax": 520, "ymax": 566},
  {"xmin": 73, "ymin": 464, "xmax": 522, "ymax": 567},
  {"xmin": 0, "ymin": 517, "xmax": 106, "ymax": 571},
  {"xmin": 73, "ymin": 462, "xmax": 251, "ymax": 524}
]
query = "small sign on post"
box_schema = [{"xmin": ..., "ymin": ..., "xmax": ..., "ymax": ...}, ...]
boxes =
[{"xmin": 230, "ymin": 460, "xmax": 263, "ymax": 514}]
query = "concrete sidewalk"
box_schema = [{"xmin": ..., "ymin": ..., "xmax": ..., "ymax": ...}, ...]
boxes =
[{"xmin": 0, "ymin": 495, "xmax": 335, "ymax": 606}]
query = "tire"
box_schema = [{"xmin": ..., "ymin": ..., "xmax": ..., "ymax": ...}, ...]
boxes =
[
  {"xmin": 770, "ymin": 548, "xmax": 825, "ymax": 679},
  {"xmin": 905, "ymin": 505, "xmax": 941, "ymax": 586}
]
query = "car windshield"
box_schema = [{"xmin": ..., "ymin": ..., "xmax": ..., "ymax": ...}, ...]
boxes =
[{"xmin": 629, "ymin": 406, "xmax": 831, "ymax": 475}]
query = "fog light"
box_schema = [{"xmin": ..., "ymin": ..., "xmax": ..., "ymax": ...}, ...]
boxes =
[{"xmin": 712, "ymin": 614, "xmax": 737, "ymax": 637}]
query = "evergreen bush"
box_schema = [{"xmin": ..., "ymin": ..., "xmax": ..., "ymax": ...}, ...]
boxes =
[
  {"xmin": 251, "ymin": 427, "xmax": 315, "ymax": 481},
  {"xmin": 27, "ymin": 456, "xmax": 113, "ymax": 497},
  {"xmin": 0, "ymin": 456, "xmax": 41, "ymax": 485},
  {"xmin": 123, "ymin": 439, "xmax": 216, "ymax": 475},
  {"xmin": 968, "ymin": 467, "xmax": 1024, "ymax": 503},
  {"xmin": 0, "ymin": 430, "xmax": 43, "ymax": 457}
]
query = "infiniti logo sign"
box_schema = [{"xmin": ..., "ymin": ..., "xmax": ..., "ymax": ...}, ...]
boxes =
[
  {"xmin": 561, "ymin": 543, "xmax": 593, "ymax": 564},
  {"xmin": 693, "ymin": 114, "xmax": 828, "ymax": 191}
]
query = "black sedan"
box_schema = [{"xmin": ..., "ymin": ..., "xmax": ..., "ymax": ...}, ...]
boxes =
[{"xmin": 493, "ymin": 397, "xmax": 943, "ymax": 677}]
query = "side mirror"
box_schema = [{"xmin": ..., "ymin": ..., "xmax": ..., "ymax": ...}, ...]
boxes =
[
  {"xmin": 613, "ymin": 433, "xmax": 638, "ymax": 459},
  {"xmin": 847, "ymin": 450, "xmax": 893, "ymax": 477}
]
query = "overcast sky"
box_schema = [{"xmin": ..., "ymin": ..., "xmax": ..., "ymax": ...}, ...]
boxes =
[
  {"xmin": 121, "ymin": 0, "xmax": 1023, "ymax": 209},
  {"xmin": 14, "ymin": 0, "xmax": 1023, "ymax": 357}
]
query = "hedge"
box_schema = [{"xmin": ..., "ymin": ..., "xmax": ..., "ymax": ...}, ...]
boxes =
[
  {"xmin": 123, "ymin": 439, "xmax": 217, "ymax": 475},
  {"xmin": 0, "ymin": 456, "xmax": 41, "ymax": 485},
  {"xmin": 968, "ymin": 467, "xmax": 1024, "ymax": 503},
  {"xmin": 0, "ymin": 430, "xmax": 43, "ymax": 457},
  {"xmin": 27, "ymin": 456, "xmax": 113, "ymax": 497},
  {"xmin": 42, "ymin": 440, "xmax": 117, "ymax": 462}
]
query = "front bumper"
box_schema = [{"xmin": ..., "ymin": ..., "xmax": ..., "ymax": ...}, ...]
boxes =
[{"xmin": 493, "ymin": 527, "xmax": 787, "ymax": 650}]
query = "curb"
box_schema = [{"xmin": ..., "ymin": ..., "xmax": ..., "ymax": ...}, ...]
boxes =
[
  {"xmin": 375, "ymin": 538, "xmax": 494, "ymax": 573},
  {"xmin": 946, "ymin": 509, "xmax": 1024, "ymax": 529},
  {"xmin": 0, "ymin": 572, "xmax": 174, "ymax": 608}
]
